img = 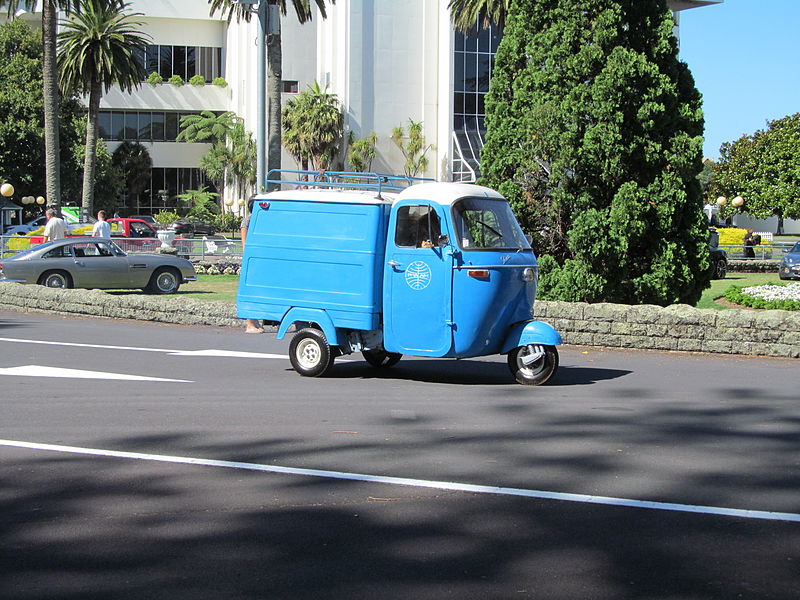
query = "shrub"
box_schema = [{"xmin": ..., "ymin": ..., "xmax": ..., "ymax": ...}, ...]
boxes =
[
  {"xmin": 146, "ymin": 72, "xmax": 162, "ymax": 85},
  {"xmin": 153, "ymin": 210, "xmax": 180, "ymax": 228},
  {"xmin": 168, "ymin": 74, "xmax": 185, "ymax": 87},
  {"xmin": 215, "ymin": 211, "xmax": 242, "ymax": 233},
  {"xmin": 212, "ymin": 77, "xmax": 228, "ymax": 88},
  {"xmin": 718, "ymin": 227, "xmax": 747, "ymax": 246},
  {"xmin": 189, "ymin": 74, "xmax": 206, "ymax": 86}
]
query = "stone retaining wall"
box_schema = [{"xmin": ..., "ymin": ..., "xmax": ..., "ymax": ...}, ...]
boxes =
[
  {"xmin": 536, "ymin": 300, "xmax": 800, "ymax": 358},
  {"xmin": 1, "ymin": 283, "xmax": 798, "ymax": 358},
  {"xmin": 0, "ymin": 283, "xmax": 240, "ymax": 328}
]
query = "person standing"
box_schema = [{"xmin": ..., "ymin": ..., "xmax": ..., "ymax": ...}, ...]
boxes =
[
  {"xmin": 43, "ymin": 208, "xmax": 68, "ymax": 242},
  {"xmin": 743, "ymin": 229, "xmax": 756, "ymax": 259},
  {"xmin": 240, "ymin": 210, "xmax": 264, "ymax": 334},
  {"xmin": 92, "ymin": 210, "xmax": 111, "ymax": 238}
]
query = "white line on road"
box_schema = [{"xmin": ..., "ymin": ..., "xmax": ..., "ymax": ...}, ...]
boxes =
[
  {"xmin": 2, "ymin": 439, "xmax": 798, "ymax": 523},
  {"xmin": 0, "ymin": 336, "xmax": 285, "ymax": 359},
  {"xmin": 0, "ymin": 365, "xmax": 190, "ymax": 382}
]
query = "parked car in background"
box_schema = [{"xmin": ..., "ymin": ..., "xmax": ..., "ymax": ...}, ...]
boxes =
[
  {"xmin": 779, "ymin": 241, "xmax": 800, "ymax": 280},
  {"xmin": 0, "ymin": 237, "xmax": 196, "ymax": 293},
  {"xmin": 3, "ymin": 216, "xmax": 47, "ymax": 235},
  {"xmin": 709, "ymin": 227, "xmax": 727, "ymax": 279},
  {"xmin": 131, "ymin": 215, "xmax": 157, "ymax": 225},
  {"xmin": 168, "ymin": 217, "xmax": 216, "ymax": 236}
]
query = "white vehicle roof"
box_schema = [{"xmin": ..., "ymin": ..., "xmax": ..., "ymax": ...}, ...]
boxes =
[
  {"xmin": 254, "ymin": 182, "xmax": 506, "ymax": 207},
  {"xmin": 395, "ymin": 182, "xmax": 505, "ymax": 205}
]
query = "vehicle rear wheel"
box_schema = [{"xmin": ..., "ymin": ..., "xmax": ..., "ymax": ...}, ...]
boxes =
[
  {"xmin": 38, "ymin": 270, "xmax": 73, "ymax": 289},
  {"xmin": 289, "ymin": 328, "xmax": 335, "ymax": 377},
  {"xmin": 362, "ymin": 348, "xmax": 402, "ymax": 368},
  {"xmin": 714, "ymin": 258, "xmax": 727, "ymax": 279},
  {"xmin": 507, "ymin": 344, "xmax": 559, "ymax": 386},
  {"xmin": 147, "ymin": 267, "xmax": 180, "ymax": 294}
]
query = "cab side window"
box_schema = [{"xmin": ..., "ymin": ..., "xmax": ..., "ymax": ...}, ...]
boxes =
[{"xmin": 395, "ymin": 205, "xmax": 442, "ymax": 248}]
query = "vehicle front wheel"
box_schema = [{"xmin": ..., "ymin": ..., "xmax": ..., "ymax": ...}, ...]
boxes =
[
  {"xmin": 362, "ymin": 348, "xmax": 402, "ymax": 368},
  {"xmin": 38, "ymin": 270, "xmax": 73, "ymax": 289},
  {"xmin": 289, "ymin": 328, "xmax": 335, "ymax": 377},
  {"xmin": 147, "ymin": 267, "xmax": 181, "ymax": 294},
  {"xmin": 507, "ymin": 344, "xmax": 559, "ymax": 386},
  {"xmin": 714, "ymin": 258, "xmax": 727, "ymax": 279}
]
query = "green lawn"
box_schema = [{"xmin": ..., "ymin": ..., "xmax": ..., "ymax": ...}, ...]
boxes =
[
  {"xmin": 174, "ymin": 273, "xmax": 782, "ymax": 311},
  {"xmin": 696, "ymin": 272, "xmax": 783, "ymax": 310},
  {"xmin": 171, "ymin": 274, "xmax": 239, "ymax": 302}
]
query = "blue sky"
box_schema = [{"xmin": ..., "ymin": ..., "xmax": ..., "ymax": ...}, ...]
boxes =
[{"xmin": 678, "ymin": 0, "xmax": 799, "ymax": 160}]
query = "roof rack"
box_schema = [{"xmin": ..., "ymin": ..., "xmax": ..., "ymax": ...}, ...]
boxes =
[{"xmin": 265, "ymin": 170, "xmax": 434, "ymax": 197}]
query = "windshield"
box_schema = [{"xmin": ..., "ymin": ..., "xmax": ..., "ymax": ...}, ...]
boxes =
[{"xmin": 452, "ymin": 197, "xmax": 531, "ymax": 251}]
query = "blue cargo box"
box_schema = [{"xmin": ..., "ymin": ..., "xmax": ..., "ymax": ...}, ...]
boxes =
[{"xmin": 237, "ymin": 192, "xmax": 391, "ymax": 332}]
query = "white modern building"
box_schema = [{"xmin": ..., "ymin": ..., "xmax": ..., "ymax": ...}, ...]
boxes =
[{"xmin": 12, "ymin": 0, "xmax": 722, "ymax": 215}]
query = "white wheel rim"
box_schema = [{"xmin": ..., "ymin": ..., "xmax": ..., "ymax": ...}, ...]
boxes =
[
  {"xmin": 157, "ymin": 272, "xmax": 176, "ymax": 291},
  {"xmin": 517, "ymin": 344, "xmax": 547, "ymax": 377},
  {"xmin": 296, "ymin": 338, "xmax": 322, "ymax": 369}
]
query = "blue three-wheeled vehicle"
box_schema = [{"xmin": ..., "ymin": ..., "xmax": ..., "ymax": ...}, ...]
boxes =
[{"xmin": 237, "ymin": 171, "xmax": 562, "ymax": 385}]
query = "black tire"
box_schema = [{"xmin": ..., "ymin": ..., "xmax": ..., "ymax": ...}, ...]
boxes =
[
  {"xmin": 714, "ymin": 258, "xmax": 727, "ymax": 279},
  {"xmin": 147, "ymin": 267, "xmax": 181, "ymax": 294},
  {"xmin": 38, "ymin": 270, "xmax": 73, "ymax": 289},
  {"xmin": 507, "ymin": 344, "xmax": 559, "ymax": 386},
  {"xmin": 289, "ymin": 328, "xmax": 335, "ymax": 377},
  {"xmin": 362, "ymin": 348, "xmax": 402, "ymax": 368}
]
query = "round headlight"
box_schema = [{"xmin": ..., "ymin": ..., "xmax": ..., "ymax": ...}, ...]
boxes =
[{"xmin": 522, "ymin": 267, "xmax": 537, "ymax": 283}]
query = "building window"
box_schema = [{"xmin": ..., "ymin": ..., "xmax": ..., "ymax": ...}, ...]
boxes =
[
  {"xmin": 99, "ymin": 110, "xmax": 212, "ymax": 142},
  {"xmin": 137, "ymin": 44, "xmax": 223, "ymax": 82},
  {"xmin": 282, "ymin": 80, "xmax": 299, "ymax": 93},
  {"xmin": 129, "ymin": 168, "xmax": 216, "ymax": 215},
  {"xmin": 452, "ymin": 22, "xmax": 502, "ymax": 182}
]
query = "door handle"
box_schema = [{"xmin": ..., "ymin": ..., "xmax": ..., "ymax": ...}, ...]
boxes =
[{"xmin": 387, "ymin": 260, "xmax": 402, "ymax": 268}]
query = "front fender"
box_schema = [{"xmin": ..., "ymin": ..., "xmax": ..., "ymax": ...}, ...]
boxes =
[
  {"xmin": 501, "ymin": 320, "xmax": 562, "ymax": 354},
  {"xmin": 277, "ymin": 307, "xmax": 339, "ymax": 345}
]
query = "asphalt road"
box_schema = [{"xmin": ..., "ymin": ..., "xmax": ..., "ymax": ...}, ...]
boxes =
[{"xmin": 1, "ymin": 310, "xmax": 798, "ymax": 599}]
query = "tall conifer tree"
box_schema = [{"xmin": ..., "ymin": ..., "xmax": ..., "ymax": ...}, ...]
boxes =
[{"xmin": 480, "ymin": 0, "xmax": 709, "ymax": 305}]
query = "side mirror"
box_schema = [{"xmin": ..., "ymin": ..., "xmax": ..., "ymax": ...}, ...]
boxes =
[
  {"xmin": 525, "ymin": 234, "xmax": 533, "ymax": 245},
  {"xmin": 437, "ymin": 234, "xmax": 450, "ymax": 247}
]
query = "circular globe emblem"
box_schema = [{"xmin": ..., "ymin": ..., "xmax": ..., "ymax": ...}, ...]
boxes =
[{"xmin": 405, "ymin": 261, "xmax": 432, "ymax": 290}]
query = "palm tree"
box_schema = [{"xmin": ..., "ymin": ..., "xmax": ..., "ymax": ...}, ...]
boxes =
[
  {"xmin": 282, "ymin": 81, "xmax": 343, "ymax": 171},
  {"xmin": 177, "ymin": 110, "xmax": 256, "ymax": 205},
  {"xmin": 208, "ymin": 0, "xmax": 334, "ymax": 180},
  {"xmin": 57, "ymin": 0, "xmax": 149, "ymax": 218},
  {"xmin": 448, "ymin": 0, "xmax": 510, "ymax": 32},
  {"xmin": 2, "ymin": 0, "xmax": 122, "ymax": 209}
]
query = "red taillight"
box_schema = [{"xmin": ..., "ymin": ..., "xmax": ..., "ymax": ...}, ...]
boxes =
[{"xmin": 468, "ymin": 269, "xmax": 490, "ymax": 279}]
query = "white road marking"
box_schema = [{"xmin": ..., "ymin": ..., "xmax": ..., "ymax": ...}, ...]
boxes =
[
  {"xmin": 0, "ymin": 337, "xmax": 350, "ymax": 361},
  {"xmin": 0, "ymin": 336, "xmax": 283, "ymax": 358},
  {"xmin": 167, "ymin": 349, "xmax": 285, "ymax": 359},
  {"xmin": 1, "ymin": 439, "xmax": 798, "ymax": 523},
  {"xmin": 0, "ymin": 365, "xmax": 190, "ymax": 382}
]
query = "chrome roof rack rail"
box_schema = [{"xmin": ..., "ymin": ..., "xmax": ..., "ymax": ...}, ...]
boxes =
[{"xmin": 265, "ymin": 169, "xmax": 434, "ymax": 198}]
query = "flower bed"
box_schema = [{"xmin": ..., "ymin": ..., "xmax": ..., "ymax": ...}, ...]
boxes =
[
  {"xmin": 724, "ymin": 282, "xmax": 800, "ymax": 311},
  {"xmin": 193, "ymin": 260, "xmax": 241, "ymax": 275}
]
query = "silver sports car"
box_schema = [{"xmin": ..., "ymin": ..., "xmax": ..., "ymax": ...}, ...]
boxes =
[{"xmin": 0, "ymin": 237, "xmax": 196, "ymax": 293}]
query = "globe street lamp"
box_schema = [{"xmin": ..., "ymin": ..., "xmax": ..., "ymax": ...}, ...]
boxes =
[{"xmin": 1, "ymin": 183, "xmax": 23, "ymax": 232}]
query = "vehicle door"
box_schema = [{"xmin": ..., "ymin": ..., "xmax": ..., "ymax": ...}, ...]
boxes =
[
  {"xmin": 128, "ymin": 220, "xmax": 160, "ymax": 251},
  {"xmin": 382, "ymin": 201, "xmax": 453, "ymax": 356},
  {"xmin": 70, "ymin": 241, "xmax": 131, "ymax": 288}
]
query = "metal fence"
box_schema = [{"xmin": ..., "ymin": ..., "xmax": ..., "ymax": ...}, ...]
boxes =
[
  {"xmin": 717, "ymin": 241, "xmax": 794, "ymax": 261},
  {"xmin": 1, "ymin": 234, "xmax": 243, "ymax": 260}
]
